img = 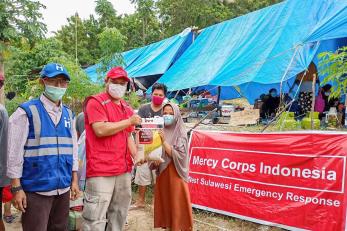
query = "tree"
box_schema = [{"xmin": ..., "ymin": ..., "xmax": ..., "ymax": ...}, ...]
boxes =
[
  {"xmin": 5, "ymin": 38, "xmax": 102, "ymax": 114},
  {"xmin": 0, "ymin": 0, "xmax": 46, "ymax": 104},
  {"xmin": 95, "ymin": 0, "xmax": 121, "ymax": 28},
  {"xmin": 0, "ymin": 0, "xmax": 47, "ymax": 47},
  {"xmin": 156, "ymin": 0, "xmax": 231, "ymax": 37},
  {"xmin": 225, "ymin": 0, "xmax": 283, "ymax": 17},
  {"xmin": 319, "ymin": 46, "xmax": 347, "ymax": 99},
  {"xmin": 120, "ymin": 14, "xmax": 145, "ymax": 50},
  {"xmin": 130, "ymin": 0, "xmax": 162, "ymax": 45},
  {"xmin": 55, "ymin": 14, "xmax": 102, "ymax": 66},
  {"xmin": 96, "ymin": 27, "xmax": 126, "ymax": 81}
]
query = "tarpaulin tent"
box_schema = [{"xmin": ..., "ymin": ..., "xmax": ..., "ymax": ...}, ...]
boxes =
[
  {"xmin": 191, "ymin": 85, "xmax": 241, "ymax": 100},
  {"xmin": 155, "ymin": 0, "xmax": 347, "ymax": 103},
  {"xmin": 84, "ymin": 28, "xmax": 193, "ymax": 88}
]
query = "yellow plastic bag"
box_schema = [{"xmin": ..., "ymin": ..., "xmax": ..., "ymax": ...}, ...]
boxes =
[{"xmin": 136, "ymin": 130, "xmax": 164, "ymax": 162}]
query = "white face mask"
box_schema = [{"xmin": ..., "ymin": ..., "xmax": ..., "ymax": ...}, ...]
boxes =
[{"xmin": 108, "ymin": 83, "xmax": 127, "ymax": 99}]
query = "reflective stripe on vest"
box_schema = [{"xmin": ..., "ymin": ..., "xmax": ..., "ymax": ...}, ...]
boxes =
[
  {"xmin": 20, "ymin": 98, "xmax": 74, "ymax": 192},
  {"xmin": 23, "ymin": 105, "xmax": 73, "ymax": 157}
]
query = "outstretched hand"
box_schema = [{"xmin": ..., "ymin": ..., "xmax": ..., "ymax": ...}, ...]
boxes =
[{"xmin": 158, "ymin": 129, "xmax": 165, "ymax": 142}]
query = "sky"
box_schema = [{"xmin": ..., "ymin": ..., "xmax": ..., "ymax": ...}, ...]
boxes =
[{"xmin": 39, "ymin": 0, "xmax": 135, "ymax": 36}]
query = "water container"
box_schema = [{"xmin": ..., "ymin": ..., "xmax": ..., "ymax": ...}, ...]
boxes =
[{"xmin": 301, "ymin": 112, "xmax": 320, "ymax": 129}]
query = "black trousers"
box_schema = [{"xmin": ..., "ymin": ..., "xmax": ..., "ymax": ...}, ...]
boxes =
[{"xmin": 22, "ymin": 191, "xmax": 70, "ymax": 231}]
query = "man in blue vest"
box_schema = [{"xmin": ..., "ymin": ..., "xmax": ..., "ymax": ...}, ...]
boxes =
[{"xmin": 7, "ymin": 63, "xmax": 80, "ymax": 231}]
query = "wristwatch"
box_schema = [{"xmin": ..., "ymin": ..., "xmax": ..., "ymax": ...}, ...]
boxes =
[{"xmin": 10, "ymin": 185, "xmax": 23, "ymax": 194}]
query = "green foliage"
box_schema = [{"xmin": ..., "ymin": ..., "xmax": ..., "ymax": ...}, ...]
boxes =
[
  {"xmin": 95, "ymin": 0, "xmax": 121, "ymax": 28},
  {"xmin": 0, "ymin": 0, "xmax": 47, "ymax": 48},
  {"xmin": 55, "ymin": 15, "xmax": 101, "ymax": 66},
  {"xmin": 130, "ymin": 0, "xmax": 162, "ymax": 45},
  {"xmin": 124, "ymin": 91, "xmax": 142, "ymax": 109},
  {"xmin": 98, "ymin": 28, "xmax": 126, "ymax": 56},
  {"xmin": 5, "ymin": 38, "xmax": 66, "ymax": 93},
  {"xmin": 157, "ymin": 0, "xmax": 231, "ymax": 37},
  {"xmin": 96, "ymin": 27, "xmax": 126, "ymax": 81},
  {"xmin": 4, "ymin": 38, "xmax": 102, "ymax": 113},
  {"xmin": 319, "ymin": 46, "xmax": 347, "ymax": 99},
  {"xmin": 225, "ymin": 0, "xmax": 283, "ymax": 18},
  {"xmin": 5, "ymin": 95, "xmax": 27, "ymax": 115},
  {"xmin": 119, "ymin": 14, "xmax": 145, "ymax": 49},
  {"xmin": 3, "ymin": 0, "xmax": 283, "ymax": 113}
]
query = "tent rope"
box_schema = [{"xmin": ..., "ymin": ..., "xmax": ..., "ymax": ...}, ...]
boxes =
[{"xmin": 279, "ymin": 45, "xmax": 300, "ymax": 107}]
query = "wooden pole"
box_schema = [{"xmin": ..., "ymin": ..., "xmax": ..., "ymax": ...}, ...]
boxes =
[{"xmin": 311, "ymin": 74, "xmax": 317, "ymax": 129}]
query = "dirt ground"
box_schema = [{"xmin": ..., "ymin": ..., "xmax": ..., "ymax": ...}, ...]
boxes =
[
  {"xmin": 3, "ymin": 185, "xmax": 284, "ymax": 231},
  {"xmin": 4, "ymin": 204, "xmax": 283, "ymax": 231}
]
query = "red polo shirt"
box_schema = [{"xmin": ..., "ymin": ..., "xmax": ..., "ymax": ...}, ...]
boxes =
[{"xmin": 84, "ymin": 92, "xmax": 134, "ymax": 178}]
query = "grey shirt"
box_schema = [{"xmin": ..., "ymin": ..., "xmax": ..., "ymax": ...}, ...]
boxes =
[
  {"xmin": 0, "ymin": 104, "xmax": 10, "ymax": 187},
  {"xmin": 138, "ymin": 103, "xmax": 162, "ymax": 118}
]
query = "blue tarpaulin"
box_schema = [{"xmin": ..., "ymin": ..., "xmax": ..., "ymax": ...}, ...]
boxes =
[
  {"xmin": 84, "ymin": 28, "xmax": 193, "ymax": 83},
  {"xmin": 192, "ymin": 85, "xmax": 241, "ymax": 100},
  {"xmin": 155, "ymin": 0, "xmax": 347, "ymax": 102}
]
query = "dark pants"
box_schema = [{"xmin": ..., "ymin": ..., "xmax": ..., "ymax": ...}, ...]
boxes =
[{"xmin": 22, "ymin": 191, "xmax": 70, "ymax": 231}]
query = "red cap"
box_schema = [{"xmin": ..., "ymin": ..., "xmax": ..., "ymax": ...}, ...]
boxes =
[
  {"xmin": 106, "ymin": 67, "xmax": 130, "ymax": 82},
  {"xmin": 0, "ymin": 74, "xmax": 4, "ymax": 81}
]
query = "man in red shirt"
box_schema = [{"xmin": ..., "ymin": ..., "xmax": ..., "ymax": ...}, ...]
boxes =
[{"xmin": 82, "ymin": 67, "xmax": 142, "ymax": 231}]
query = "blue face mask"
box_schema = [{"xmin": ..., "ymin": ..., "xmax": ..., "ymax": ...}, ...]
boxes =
[
  {"xmin": 44, "ymin": 85, "xmax": 67, "ymax": 102},
  {"xmin": 325, "ymin": 92, "xmax": 330, "ymax": 97},
  {"xmin": 271, "ymin": 92, "xmax": 277, "ymax": 97},
  {"xmin": 163, "ymin": 114, "xmax": 175, "ymax": 126}
]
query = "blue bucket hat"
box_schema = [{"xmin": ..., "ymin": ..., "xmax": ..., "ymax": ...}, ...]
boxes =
[{"xmin": 40, "ymin": 63, "xmax": 70, "ymax": 80}]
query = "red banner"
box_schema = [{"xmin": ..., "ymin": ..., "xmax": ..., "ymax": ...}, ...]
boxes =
[{"xmin": 188, "ymin": 130, "xmax": 347, "ymax": 231}]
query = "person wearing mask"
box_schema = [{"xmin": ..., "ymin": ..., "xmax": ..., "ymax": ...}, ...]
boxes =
[
  {"xmin": 82, "ymin": 66, "xmax": 143, "ymax": 231},
  {"xmin": 7, "ymin": 63, "xmax": 80, "ymax": 231},
  {"xmin": 315, "ymin": 84, "xmax": 333, "ymax": 120},
  {"xmin": 0, "ymin": 74, "xmax": 10, "ymax": 231},
  {"xmin": 261, "ymin": 88, "xmax": 280, "ymax": 119},
  {"xmin": 132, "ymin": 83, "xmax": 167, "ymax": 209},
  {"xmin": 152, "ymin": 103, "xmax": 193, "ymax": 231}
]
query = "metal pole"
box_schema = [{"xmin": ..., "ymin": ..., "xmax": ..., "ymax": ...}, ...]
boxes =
[{"xmin": 217, "ymin": 86, "xmax": 221, "ymax": 105}]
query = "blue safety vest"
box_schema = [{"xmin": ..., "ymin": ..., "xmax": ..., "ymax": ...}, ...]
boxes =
[{"xmin": 20, "ymin": 98, "xmax": 74, "ymax": 192}]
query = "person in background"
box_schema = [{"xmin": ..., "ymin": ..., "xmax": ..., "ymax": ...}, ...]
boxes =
[
  {"xmin": 254, "ymin": 94, "xmax": 266, "ymax": 118},
  {"xmin": 297, "ymin": 62, "xmax": 318, "ymax": 115},
  {"xmin": 315, "ymin": 84, "xmax": 333, "ymax": 120},
  {"xmin": 132, "ymin": 83, "xmax": 167, "ymax": 209},
  {"xmin": 337, "ymin": 103, "xmax": 345, "ymax": 127},
  {"xmin": 7, "ymin": 63, "xmax": 80, "ymax": 231},
  {"xmin": 261, "ymin": 88, "xmax": 280, "ymax": 119},
  {"xmin": 152, "ymin": 103, "xmax": 193, "ymax": 231},
  {"xmin": 82, "ymin": 66, "xmax": 143, "ymax": 231},
  {"xmin": 2, "ymin": 187, "xmax": 15, "ymax": 224},
  {"xmin": 75, "ymin": 111, "xmax": 85, "ymax": 139},
  {"xmin": 0, "ymin": 74, "xmax": 10, "ymax": 231},
  {"xmin": 284, "ymin": 80, "xmax": 302, "ymax": 117}
]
